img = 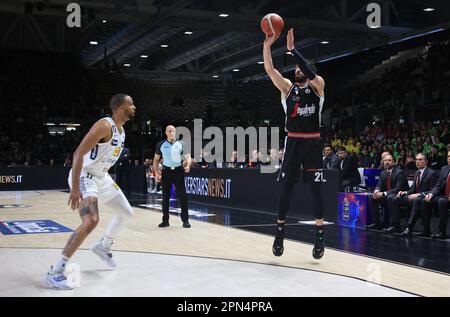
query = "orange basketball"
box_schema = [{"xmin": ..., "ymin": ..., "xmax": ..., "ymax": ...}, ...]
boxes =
[{"xmin": 260, "ymin": 13, "xmax": 284, "ymax": 36}]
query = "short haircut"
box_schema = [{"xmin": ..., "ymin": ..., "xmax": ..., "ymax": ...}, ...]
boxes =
[
  {"xmin": 110, "ymin": 94, "xmax": 129, "ymax": 112},
  {"xmin": 337, "ymin": 146, "xmax": 347, "ymax": 152},
  {"xmin": 323, "ymin": 144, "xmax": 334, "ymax": 151},
  {"xmin": 416, "ymin": 153, "xmax": 428, "ymax": 162}
]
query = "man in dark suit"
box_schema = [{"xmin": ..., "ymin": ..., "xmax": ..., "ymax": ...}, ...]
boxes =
[
  {"xmin": 387, "ymin": 153, "xmax": 438, "ymax": 235},
  {"xmin": 367, "ymin": 154, "xmax": 408, "ymax": 230},
  {"xmin": 337, "ymin": 146, "xmax": 361, "ymax": 191},
  {"xmin": 422, "ymin": 151, "xmax": 450, "ymax": 239}
]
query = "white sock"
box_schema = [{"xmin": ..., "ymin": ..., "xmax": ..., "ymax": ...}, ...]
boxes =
[
  {"xmin": 100, "ymin": 235, "xmax": 114, "ymax": 250},
  {"xmin": 53, "ymin": 255, "xmax": 70, "ymax": 274}
]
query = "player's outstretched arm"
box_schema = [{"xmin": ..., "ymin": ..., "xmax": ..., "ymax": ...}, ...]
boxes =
[
  {"xmin": 287, "ymin": 28, "xmax": 325, "ymax": 95},
  {"xmin": 263, "ymin": 33, "xmax": 292, "ymax": 98}
]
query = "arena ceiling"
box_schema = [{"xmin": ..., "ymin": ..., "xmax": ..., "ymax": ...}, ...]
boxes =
[{"xmin": 0, "ymin": 0, "xmax": 449, "ymax": 80}]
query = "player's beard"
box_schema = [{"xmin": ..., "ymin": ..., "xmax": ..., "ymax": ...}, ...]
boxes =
[
  {"xmin": 126, "ymin": 109, "xmax": 135, "ymax": 120},
  {"xmin": 295, "ymin": 74, "xmax": 307, "ymax": 84}
]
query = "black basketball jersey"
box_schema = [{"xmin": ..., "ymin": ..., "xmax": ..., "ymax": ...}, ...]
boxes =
[{"xmin": 282, "ymin": 83, "xmax": 324, "ymax": 133}]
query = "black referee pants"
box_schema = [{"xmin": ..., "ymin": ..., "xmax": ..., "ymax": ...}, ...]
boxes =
[{"xmin": 161, "ymin": 166, "xmax": 189, "ymax": 223}]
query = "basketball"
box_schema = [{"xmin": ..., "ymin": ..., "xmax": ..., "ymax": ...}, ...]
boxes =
[{"xmin": 260, "ymin": 13, "xmax": 284, "ymax": 36}]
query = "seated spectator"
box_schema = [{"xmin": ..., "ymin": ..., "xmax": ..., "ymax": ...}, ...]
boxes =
[
  {"xmin": 323, "ymin": 144, "xmax": 340, "ymax": 169},
  {"xmin": 378, "ymin": 151, "xmax": 391, "ymax": 169},
  {"xmin": 396, "ymin": 149, "xmax": 406, "ymax": 168},
  {"xmin": 337, "ymin": 146, "xmax": 361, "ymax": 191},
  {"xmin": 63, "ymin": 158, "xmax": 72, "ymax": 167},
  {"xmin": 405, "ymin": 150, "xmax": 416, "ymax": 169},
  {"xmin": 247, "ymin": 149, "xmax": 260, "ymax": 168},
  {"xmin": 269, "ymin": 148, "xmax": 280, "ymax": 168},
  {"xmin": 388, "ymin": 154, "xmax": 438, "ymax": 235},
  {"xmin": 368, "ymin": 154, "xmax": 408, "ymax": 230},
  {"xmin": 428, "ymin": 145, "xmax": 444, "ymax": 170},
  {"xmin": 227, "ymin": 151, "xmax": 238, "ymax": 168},
  {"xmin": 422, "ymin": 150, "xmax": 450, "ymax": 239}
]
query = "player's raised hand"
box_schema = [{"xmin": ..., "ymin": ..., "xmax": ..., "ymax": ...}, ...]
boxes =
[
  {"xmin": 264, "ymin": 33, "xmax": 280, "ymax": 46},
  {"xmin": 287, "ymin": 28, "xmax": 295, "ymax": 51}
]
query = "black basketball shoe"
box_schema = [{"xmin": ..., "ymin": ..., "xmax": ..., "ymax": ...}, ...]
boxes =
[
  {"xmin": 312, "ymin": 228, "xmax": 325, "ymax": 259},
  {"xmin": 272, "ymin": 225, "xmax": 285, "ymax": 257}
]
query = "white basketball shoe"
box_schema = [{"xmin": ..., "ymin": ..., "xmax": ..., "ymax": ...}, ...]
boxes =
[
  {"xmin": 90, "ymin": 241, "xmax": 117, "ymax": 268},
  {"xmin": 44, "ymin": 266, "xmax": 73, "ymax": 290}
]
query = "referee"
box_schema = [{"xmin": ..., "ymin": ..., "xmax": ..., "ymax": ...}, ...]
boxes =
[{"xmin": 153, "ymin": 125, "xmax": 192, "ymax": 228}]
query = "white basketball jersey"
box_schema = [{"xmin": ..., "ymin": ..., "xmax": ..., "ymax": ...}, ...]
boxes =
[{"xmin": 82, "ymin": 117, "xmax": 126, "ymax": 177}]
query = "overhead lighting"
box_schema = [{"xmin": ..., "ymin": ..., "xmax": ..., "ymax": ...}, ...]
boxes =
[
  {"xmin": 140, "ymin": 55, "xmax": 148, "ymax": 58},
  {"xmin": 233, "ymin": 69, "xmax": 239, "ymax": 72},
  {"xmin": 184, "ymin": 31, "xmax": 193, "ymax": 35},
  {"xmin": 257, "ymin": 61, "xmax": 264, "ymax": 64},
  {"xmin": 423, "ymin": 8, "xmax": 435, "ymax": 12},
  {"xmin": 321, "ymin": 41, "xmax": 330, "ymax": 44},
  {"xmin": 102, "ymin": 20, "xmax": 107, "ymax": 23},
  {"xmin": 89, "ymin": 41, "xmax": 98, "ymax": 45},
  {"xmin": 219, "ymin": 13, "xmax": 229, "ymax": 18},
  {"xmin": 44, "ymin": 123, "xmax": 55, "ymax": 126},
  {"xmin": 124, "ymin": 63, "xmax": 131, "ymax": 67},
  {"xmin": 161, "ymin": 44, "xmax": 169, "ymax": 48},
  {"xmin": 212, "ymin": 75, "xmax": 219, "ymax": 78}
]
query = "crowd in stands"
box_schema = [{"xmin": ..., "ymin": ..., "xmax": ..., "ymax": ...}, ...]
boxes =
[{"xmin": 324, "ymin": 120, "xmax": 450, "ymax": 171}]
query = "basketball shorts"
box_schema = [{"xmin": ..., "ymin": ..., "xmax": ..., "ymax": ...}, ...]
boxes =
[
  {"xmin": 278, "ymin": 137, "xmax": 324, "ymax": 183},
  {"xmin": 68, "ymin": 169, "xmax": 124, "ymax": 203}
]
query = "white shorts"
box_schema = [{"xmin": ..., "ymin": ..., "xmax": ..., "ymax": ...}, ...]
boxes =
[{"xmin": 68, "ymin": 169, "xmax": 122, "ymax": 203}]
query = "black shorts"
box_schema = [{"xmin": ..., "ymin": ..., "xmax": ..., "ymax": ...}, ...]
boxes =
[{"xmin": 278, "ymin": 137, "xmax": 323, "ymax": 183}]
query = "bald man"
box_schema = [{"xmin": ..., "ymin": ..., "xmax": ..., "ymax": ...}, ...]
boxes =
[
  {"xmin": 378, "ymin": 151, "xmax": 391, "ymax": 169},
  {"xmin": 153, "ymin": 125, "xmax": 192, "ymax": 228}
]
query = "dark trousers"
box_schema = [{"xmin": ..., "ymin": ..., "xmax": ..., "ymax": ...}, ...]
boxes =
[
  {"xmin": 391, "ymin": 195, "xmax": 424, "ymax": 229},
  {"xmin": 422, "ymin": 196, "xmax": 449, "ymax": 234},
  {"xmin": 369, "ymin": 194, "xmax": 395, "ymax": 225},
  {"xmin": 161, "ymin": 166, "xmax": 188, "ymax": 223}
]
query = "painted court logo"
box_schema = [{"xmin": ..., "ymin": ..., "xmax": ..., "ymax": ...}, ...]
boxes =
[{"xmin": 0, "ymin": 220, "xmax": 72, "ymax": 235}]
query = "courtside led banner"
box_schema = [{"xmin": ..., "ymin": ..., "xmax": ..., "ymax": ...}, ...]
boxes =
[{"xmin": 185, "ymin": 177, "xmax": 231, "ymax": 199}]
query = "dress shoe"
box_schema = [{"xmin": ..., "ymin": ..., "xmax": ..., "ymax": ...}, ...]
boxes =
[
  {"xmin": 413, "ymin": 231, "xmax": 431, "ymax": 238},
  {"xmin": 431, "ymin": 233, "xmax": 448, "ymax": 240},
  {"xmin": 182, "ymin": 222, "xmax": 191, "ymax": 228},
  {"xmin": 400, "ymin": 227, "xmax": 413, "ymax": 237},
  {"xmin": 158, "ymin": 221, "xmax": 170, "ymax": 228}
]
